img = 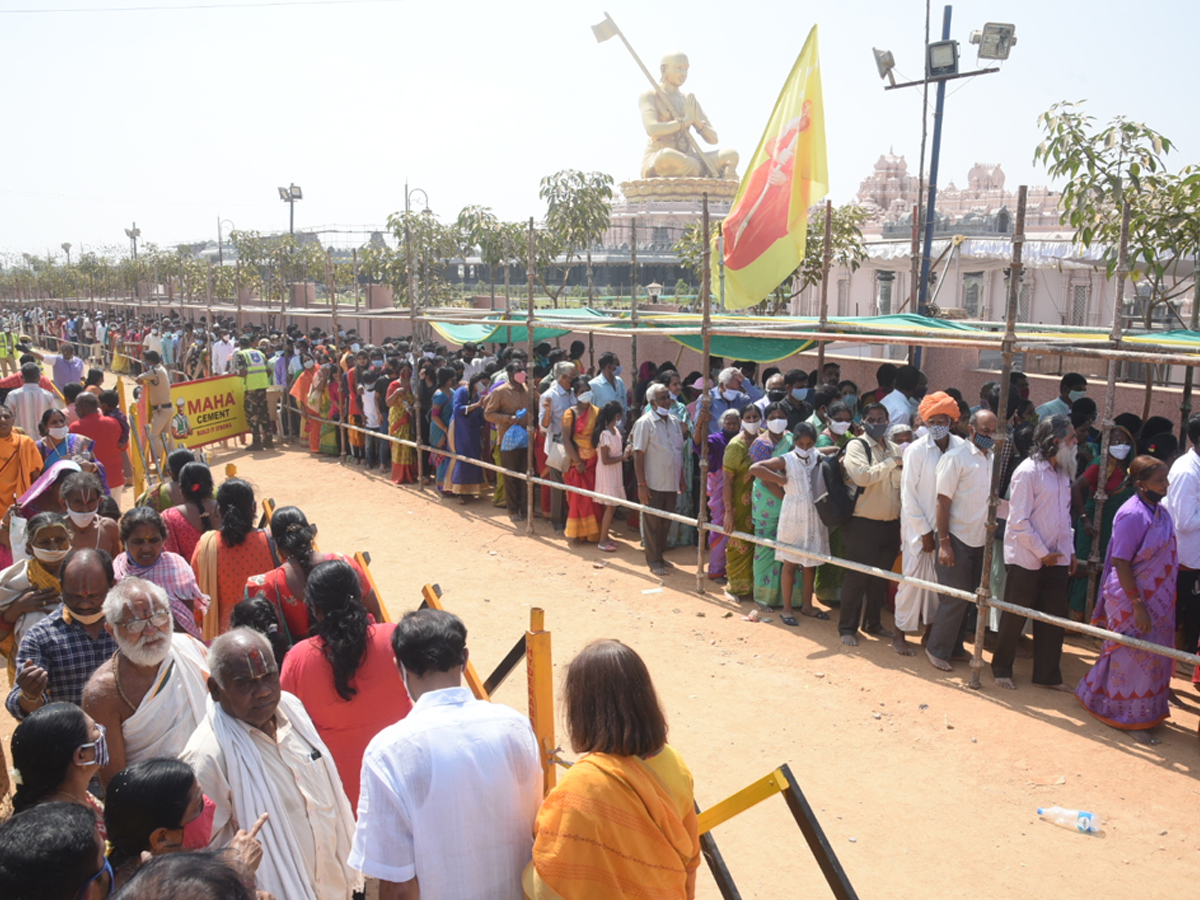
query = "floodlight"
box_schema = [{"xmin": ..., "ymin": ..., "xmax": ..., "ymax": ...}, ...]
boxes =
[
  {"xmin": 926, "ymin": 40, "xmax": 959, "ymax": 78},
  {"xmin": 872, "ymin": 48, "xmax": 896, "ymax": 86},
  {"xmin": 970, "ymin": 23, "xmax": 1017, "ymax": 60},
  {"xmin": 278, "ymin": 186, "xmax": 290, "ymax": 201},
  {"xmin": 290, "ymin": 184, "xmax": 303, "ymax": 200}
]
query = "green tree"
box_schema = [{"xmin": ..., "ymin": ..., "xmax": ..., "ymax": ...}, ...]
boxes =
[{"xmin": 537, "ymin": 169, "xmax": 614, "ymax": 307}]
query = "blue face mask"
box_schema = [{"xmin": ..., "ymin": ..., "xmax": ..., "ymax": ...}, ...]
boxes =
[
  {"xmin": 1068, "ymin": 389, "xmax": 1087, "ymax": 403},
  {"xmin": 613, "ymin": 365, "xmax": 623, "ymax": 377},
  {"xmin": 842, "ymin": 394, "xmax": 858, "ymax": 410},
  {"xmin": 791, "ymin": 388, "xmax": 810, "ymax": 402}
]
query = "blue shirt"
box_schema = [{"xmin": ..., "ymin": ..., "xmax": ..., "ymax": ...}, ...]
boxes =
[
  {"xmin": 51, "ymin": 355, "xmax": 85, "ymax": 392},
  {"xmin": 587, "ymin": 373, "xmax": 627, "ymax": 414},
  {"xmin": 707, "ymin": 386, "xmax": 750, "ymax": 433},
  {"xmin": 5, "ymin": 605, "xmax": 118, "ymax": 720}
]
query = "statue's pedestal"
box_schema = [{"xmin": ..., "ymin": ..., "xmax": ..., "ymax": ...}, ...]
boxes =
[{"xmin": 619, "ymin": 177, "xmax": 738, "ymax": 203}]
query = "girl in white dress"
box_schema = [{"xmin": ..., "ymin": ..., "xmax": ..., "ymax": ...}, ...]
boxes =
[
  {"xmin": 593, "ymin": 401, "xmax": 628, "ymax": 552},
  {"xmin": 749, "ymin": 422, "xmax": 829, "ymax": 626}
]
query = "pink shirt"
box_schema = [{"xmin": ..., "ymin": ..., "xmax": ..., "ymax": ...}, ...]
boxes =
[
  {"xmin": 1003, "ymin": 457, "xmax": 1074, "ymax": 571},
  {"xmin": 280, "ymin": 622, "xmax": 412, "ymax": 810}
]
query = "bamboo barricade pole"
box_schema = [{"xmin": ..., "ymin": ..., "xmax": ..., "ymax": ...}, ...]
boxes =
[
  {"xmin": 331, "ymin": 252, "xmax": 348, "ymax": 463},
  {"xmin": 816, "ymin": 200, "xmax": 832, "ymax": 373},
  {"xmin": 909, "ymin": 204, "xmax": 920, "ymax": 316},
  {"xmin": 630, "ymin": 216, "xmax": 639, "ymax": 381},
  {"xmin": 526, "ymin": 217, "xmax": 537, "ymax": 536},
  {"xmin": 235, "ymin": 262, "xmax": 243, "ymax": 334},
  {"xmin": 1181, "ymin": 251, "xmax": 1200, "ymax": 440},
  {"xmin": 526, "ymin": 608, "xmax": 556, "ymax": 794},
  {"xmin": 969, "ymin": 186, "xmax": 1026, "ymax": 690},
  {"xmin": 694, "ymin": 195, "xmax": 712, "ymax": 594},
  {"xmin": 407, "ymin": 215, "xmax": 425, "ymax": 491},
  {"xmin": 1084, "ymin": 201, "xmax": 1132, "ymax": 622},
  {"xmin": 328, "ymin": 249, "xmax": 339, "ymax": 344}
]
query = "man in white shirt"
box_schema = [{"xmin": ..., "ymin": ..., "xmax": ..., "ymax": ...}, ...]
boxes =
[
  {"xmin": 211, "ymin": 330, "xmax": 236, "ymax": 375},
  {"xmin": 352, "ymin": 609, "xmax": 542, "ymax": 900},
  {"xmin": 894, "ymin": 392, "xmax": 962, "ymax": 656},
  {"xmin": 460, "ymin": 342, "xmax": 489, "ymax": 381},
  {"xmin": 541, "ymin": 362, "xmax": 577, "ymax": 534},
  {"xmin": 1034, "ymin": 372, "xmax": 1087, "ymax": 421},
  {"xmin": 1165, "ymin": 413, "xmax": 1200, "ymax": 661},
  {"xmin": 633, "ymin": 383, "xmax": 685, "ymax": 577},
  {"xmin": 142, "ymin": 326, "xmax": 163, "ymax": 357},
  {"xmin": 927, "ymin": 410, "xmax": 997, "ymax": 671},
  {"xmin": 4, "ymin": 362, "xmax": 61, "ymax": 436},
  {"xmin": 880, "ymin": 364, "xmax": 923, "ymax": 427}
]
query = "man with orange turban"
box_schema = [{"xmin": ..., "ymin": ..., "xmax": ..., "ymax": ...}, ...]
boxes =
[{"xmin": 894, "ymin": 391, "xmax": 962, "ymax": 655}]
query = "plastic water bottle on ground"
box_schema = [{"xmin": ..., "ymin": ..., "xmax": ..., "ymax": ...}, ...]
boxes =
[{"xmin": 1037, "ymin": 806, "xmax": 1101, "ymax": 834}]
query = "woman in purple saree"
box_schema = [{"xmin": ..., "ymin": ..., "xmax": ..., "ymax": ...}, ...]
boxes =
[{"xmin": 1076, "ymin": 455, "xmax": 1177, "ymax": 744}]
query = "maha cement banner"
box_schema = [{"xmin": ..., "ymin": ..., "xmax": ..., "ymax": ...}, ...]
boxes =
[{"xmin": 170, "ymin": 374, "xmax": 248, "ymax": 448}]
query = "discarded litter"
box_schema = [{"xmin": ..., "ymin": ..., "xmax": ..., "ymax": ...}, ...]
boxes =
[
  {"xmin": 642, "ymin": 588, "xmax": 663, "ymax": 595},
  {"xmin": 1038, "ymin": 806, "xmax": 1101, "ymax": 834},
  {"xmin": 1030, "ymin": 775, "xmax": 1066, "ymax": 786}
]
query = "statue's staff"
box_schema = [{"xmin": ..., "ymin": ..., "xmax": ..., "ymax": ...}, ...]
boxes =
[{"xmin": 592, "ymin": 12, "xmax": 720, "ymax": 179}]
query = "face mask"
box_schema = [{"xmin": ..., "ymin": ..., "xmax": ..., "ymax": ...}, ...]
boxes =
[
  {"xmin": 32, "ymin": 546, "xmax": 69, "ymax": 563},
  {"xmin": 794, "ymin": 447, "xmax": 813, "ymax": 462},
  {"xmin": 577, "ymin": 391, "xmax": 594, "ymax": 405},
  {"xmin": 863, "ymin": 422, "xmax": 889, "ymax": 441},
  {"xmin": 614, "ymin": 419, "xmax": 623, "ymax": 431},
  {"xmin": 842, "ymin": 394, "xmax": 858, "ymax": 410},
  {"xmin": 1143, "ymin": 489, "xmax": 1165, "ymax": 504},
  {"xmin": 915, "ymin": 426, "xmax": 929, "ymax": 439},
  {"xmin": 67, "ymin": 607, "xmax": 106, "ymax": 625},
  {"xmin": 422, "ymin": 352, "xmax": 435, "ymax": 360},
  {"xmin": 77, "ymin": 722, "xmax": 109, "ymax": 769},
  {"xmin": 928, "ymin": 424, "xmax": 951, "ymax": 441},
  {"xmin": 1109, "ymin": 444, "xmax": 1131, "ymax": 460},
  {"xmin": 372, "ymin": 360, "xmax": 383, "ymax": 369},
  {"xmin": 742, "ymin": 420, "xmax": 761, "ymax": 435},
  {"xmin": 182, "ymin": 795, "xmax": 217, "ymax": 850},
  {"xmin": 1068, "ymin": 389, "xmax": 1087, "ymax": 403},
  {"xmin": 721, "ymin": 389, "xmax": 742, "ymax": 402},
  {"xmin": 766, "ymin": 418, "xmax": 788, "ymax": 435},
  {"xmin": 349, "ymin": 343, "xmax": 361, "ymax": 353},
  {"xmin": 767, "ymin": 390, "xmax": 787, "ymax": 403},
  {"xmin": 67, "ymin": 509, "xmax": 97, "ymax": 529},
  {"xmin": 48, "ymin": 426, "xmax": 69, "ymax": 440},
  {"xmin": 791, "ymin": 388, "xmax": 809, "ymax": 402},
  {"xmin": 654, "ymin": 406, "xmax": 671, "ymax": 418},
  {"xmin": 303, "ymin": 359, "xmax": 315, "ymax": 370},
  {"xmin": 613, "ymin": 366, "xmax": 623, "ymax": 377},
  {"xmin": 972, "ymin": 433, "xmax": 995, "ymax": 452},
  {"xmin": 513, "ymin": 371, "xmax": 527, "ymax": 384},
  {"xmin": 829, "ymin": 420, "xmax": 851, "ymax": 435}
]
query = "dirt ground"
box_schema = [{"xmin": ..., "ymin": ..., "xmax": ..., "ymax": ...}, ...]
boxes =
[{"xmin": 5, "ymin": 439, "xmax": 1199, "ymax": 898}]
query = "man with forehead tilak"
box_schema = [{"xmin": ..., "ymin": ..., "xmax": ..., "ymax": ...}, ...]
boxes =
[{"xmin": 182, "ymin": 628, "xmax": 359, "ymax": 900}]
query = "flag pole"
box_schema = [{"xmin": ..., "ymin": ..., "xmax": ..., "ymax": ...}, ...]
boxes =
[
  {"xmin": 596, "ymin": 13, "xmax": 720, "ymax": 179},
  {"xmin": 816, "ymin": 199, "xmax": 832, "ymax": 373}
]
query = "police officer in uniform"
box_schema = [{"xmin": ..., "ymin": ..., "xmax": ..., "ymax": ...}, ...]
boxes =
[
  {"xmin": 233, "ymin": 335, "xmax": 273, "ymax": 450},
  {"xmin": 0, "ymin": 322, "xmax": 16, "ymax": 376}
]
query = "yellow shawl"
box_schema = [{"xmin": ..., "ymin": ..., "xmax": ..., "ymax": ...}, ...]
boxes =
[
  {"xmin": 194, "ymin": 529, "xmax": 221, "ymax": 641},
  {"xmin": 530, "ymin": 748, "xmax": 700, "ymax": 900}
]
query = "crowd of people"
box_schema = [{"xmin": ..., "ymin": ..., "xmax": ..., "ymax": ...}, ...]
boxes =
[{"xmin": 0, "ymin": 305, "xmax": 1198, "ymax": 899}]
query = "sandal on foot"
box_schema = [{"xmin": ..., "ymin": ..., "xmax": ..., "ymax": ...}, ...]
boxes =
[
  {"xmin": 800, "ymin": 608, "xmax": 830, "ymax": 620},
  {"xmin": 598, "ymin": 542, "xmax": 618, "ymax": 552},
  {"xmin": 781, "ymin": 615, "xmax": 799, "ymax": 627}
]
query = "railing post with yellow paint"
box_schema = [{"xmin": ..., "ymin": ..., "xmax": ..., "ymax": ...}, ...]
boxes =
[{"xmin": 526, "ymin": 607, "xmax": 555, "ymax": 794}]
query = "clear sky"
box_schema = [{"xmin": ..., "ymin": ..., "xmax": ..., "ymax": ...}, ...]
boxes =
[{"xmin": 0, "ymin": 0, "xmax": 1194, "ymax": 258}]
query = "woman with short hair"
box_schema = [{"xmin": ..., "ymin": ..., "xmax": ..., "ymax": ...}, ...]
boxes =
[
  {"xmin": 279, "ymin": 559, "xmax": 410, "ymax": 810},
  {"xmin": 526, "ymin": 640, "xmax": 700, "ymax": 899}
]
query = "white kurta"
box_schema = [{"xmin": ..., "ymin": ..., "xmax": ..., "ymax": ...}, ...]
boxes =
[
  {"xmin": 121, "ymin": 633, "xmax": 209, "ymax": 765},
  {"xmin": 896, "ymin": 433, "xmax": 962, "ymax": 631}
]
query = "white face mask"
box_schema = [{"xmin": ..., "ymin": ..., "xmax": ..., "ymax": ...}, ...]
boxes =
[
  {"xmin": 766, "ymin": 418, "xmax": 788, "ymax": 435},
  {"xmin": 794, "ymin": 447, "xmax": 813, "ymax": 462},
  {"xmin": 67, "ymin": 509, "xmax": 97, "ymax": 530},
  {"xmin": 32, "ymin": 546, "xmax": 69, "ymax": 564},
  {"xmin": 829, "ymin": 420, "xmax": 851, "ymax": 435},
  {"xmin": 654, "ymin": 406, "xmax": 670, "ymax": 418},
  {"xmin": 303, "ymin": 359, "xmax": 315, "ymax": 370},
  {"xmin": 721, "ymin": 389, "xmax": 742, "ymax": 402},
  {"xmin": 577, "ymin": 391, "xmax": 594, "ymax": 405},
  {"xmin": 742, "ymin": 420, "xmax": 761, "ymax": 435},
  {"xmin": 48, "ymin": 426, "xmax": 70, "ymax": 440},
  {"xmin": 1109, "ymin": 443, "xmax": 1131, "ymax": 460},
  {"xmin": 915, "ymin": 426, "xmax": 930, "ymax": 439}
]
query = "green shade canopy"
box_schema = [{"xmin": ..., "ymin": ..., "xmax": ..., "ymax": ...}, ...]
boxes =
[{"xmin": 428, "ymin": 308, "xmax": 611, "ymax": 346}]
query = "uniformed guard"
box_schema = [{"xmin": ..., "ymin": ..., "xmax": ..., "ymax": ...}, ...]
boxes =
[{"xmin": 233, "ymin": 335, "xmax": 273, "ymax": 450}]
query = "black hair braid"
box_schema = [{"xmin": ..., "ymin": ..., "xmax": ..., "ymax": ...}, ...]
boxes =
[{"xmin": 306, "ymin": 560, "xmax": 369, "ymax": 701}]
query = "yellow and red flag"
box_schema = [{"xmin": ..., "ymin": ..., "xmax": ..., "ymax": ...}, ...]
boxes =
[{"xmin": 718, "ymin": 25, "xmax": 828, "ymax": 309}]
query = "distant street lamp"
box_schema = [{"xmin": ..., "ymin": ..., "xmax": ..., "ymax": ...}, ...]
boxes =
[
  {"xmin": 217, "ymin": 217, "xmax": 236, "ymax": 265},
  {"xmin": 278, "ymin": 184, "xmax": 303, "ymax": 234},
  {"xmin": 124, "ymin": 223, "xmax": 141, "ymax": 260},
  {"xmin": 61, "ymin": 242, "xmax": 72, "ymax": 266}
]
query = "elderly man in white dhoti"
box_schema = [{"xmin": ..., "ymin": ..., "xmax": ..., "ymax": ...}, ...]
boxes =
[
  {"xmin": 82, "ymin": 576, "xmax": 209, "ymax": 788},
  {"xmin": 181, "ymin": 628, "xmax": 360, "ymax": 900},
  {"xmin": 893, "ymin": 392, "xmax": 963, "ymax": 656}
]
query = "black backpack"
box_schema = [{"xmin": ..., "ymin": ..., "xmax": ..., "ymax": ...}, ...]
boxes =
[{"xmin": 813, "ymin": 438, "xmax": 871, "ymax": 530}]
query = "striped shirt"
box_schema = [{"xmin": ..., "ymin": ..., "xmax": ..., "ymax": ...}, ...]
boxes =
[{"xmin": 113, "ymin": 551, "xmax": 208, "ymax": 640}]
